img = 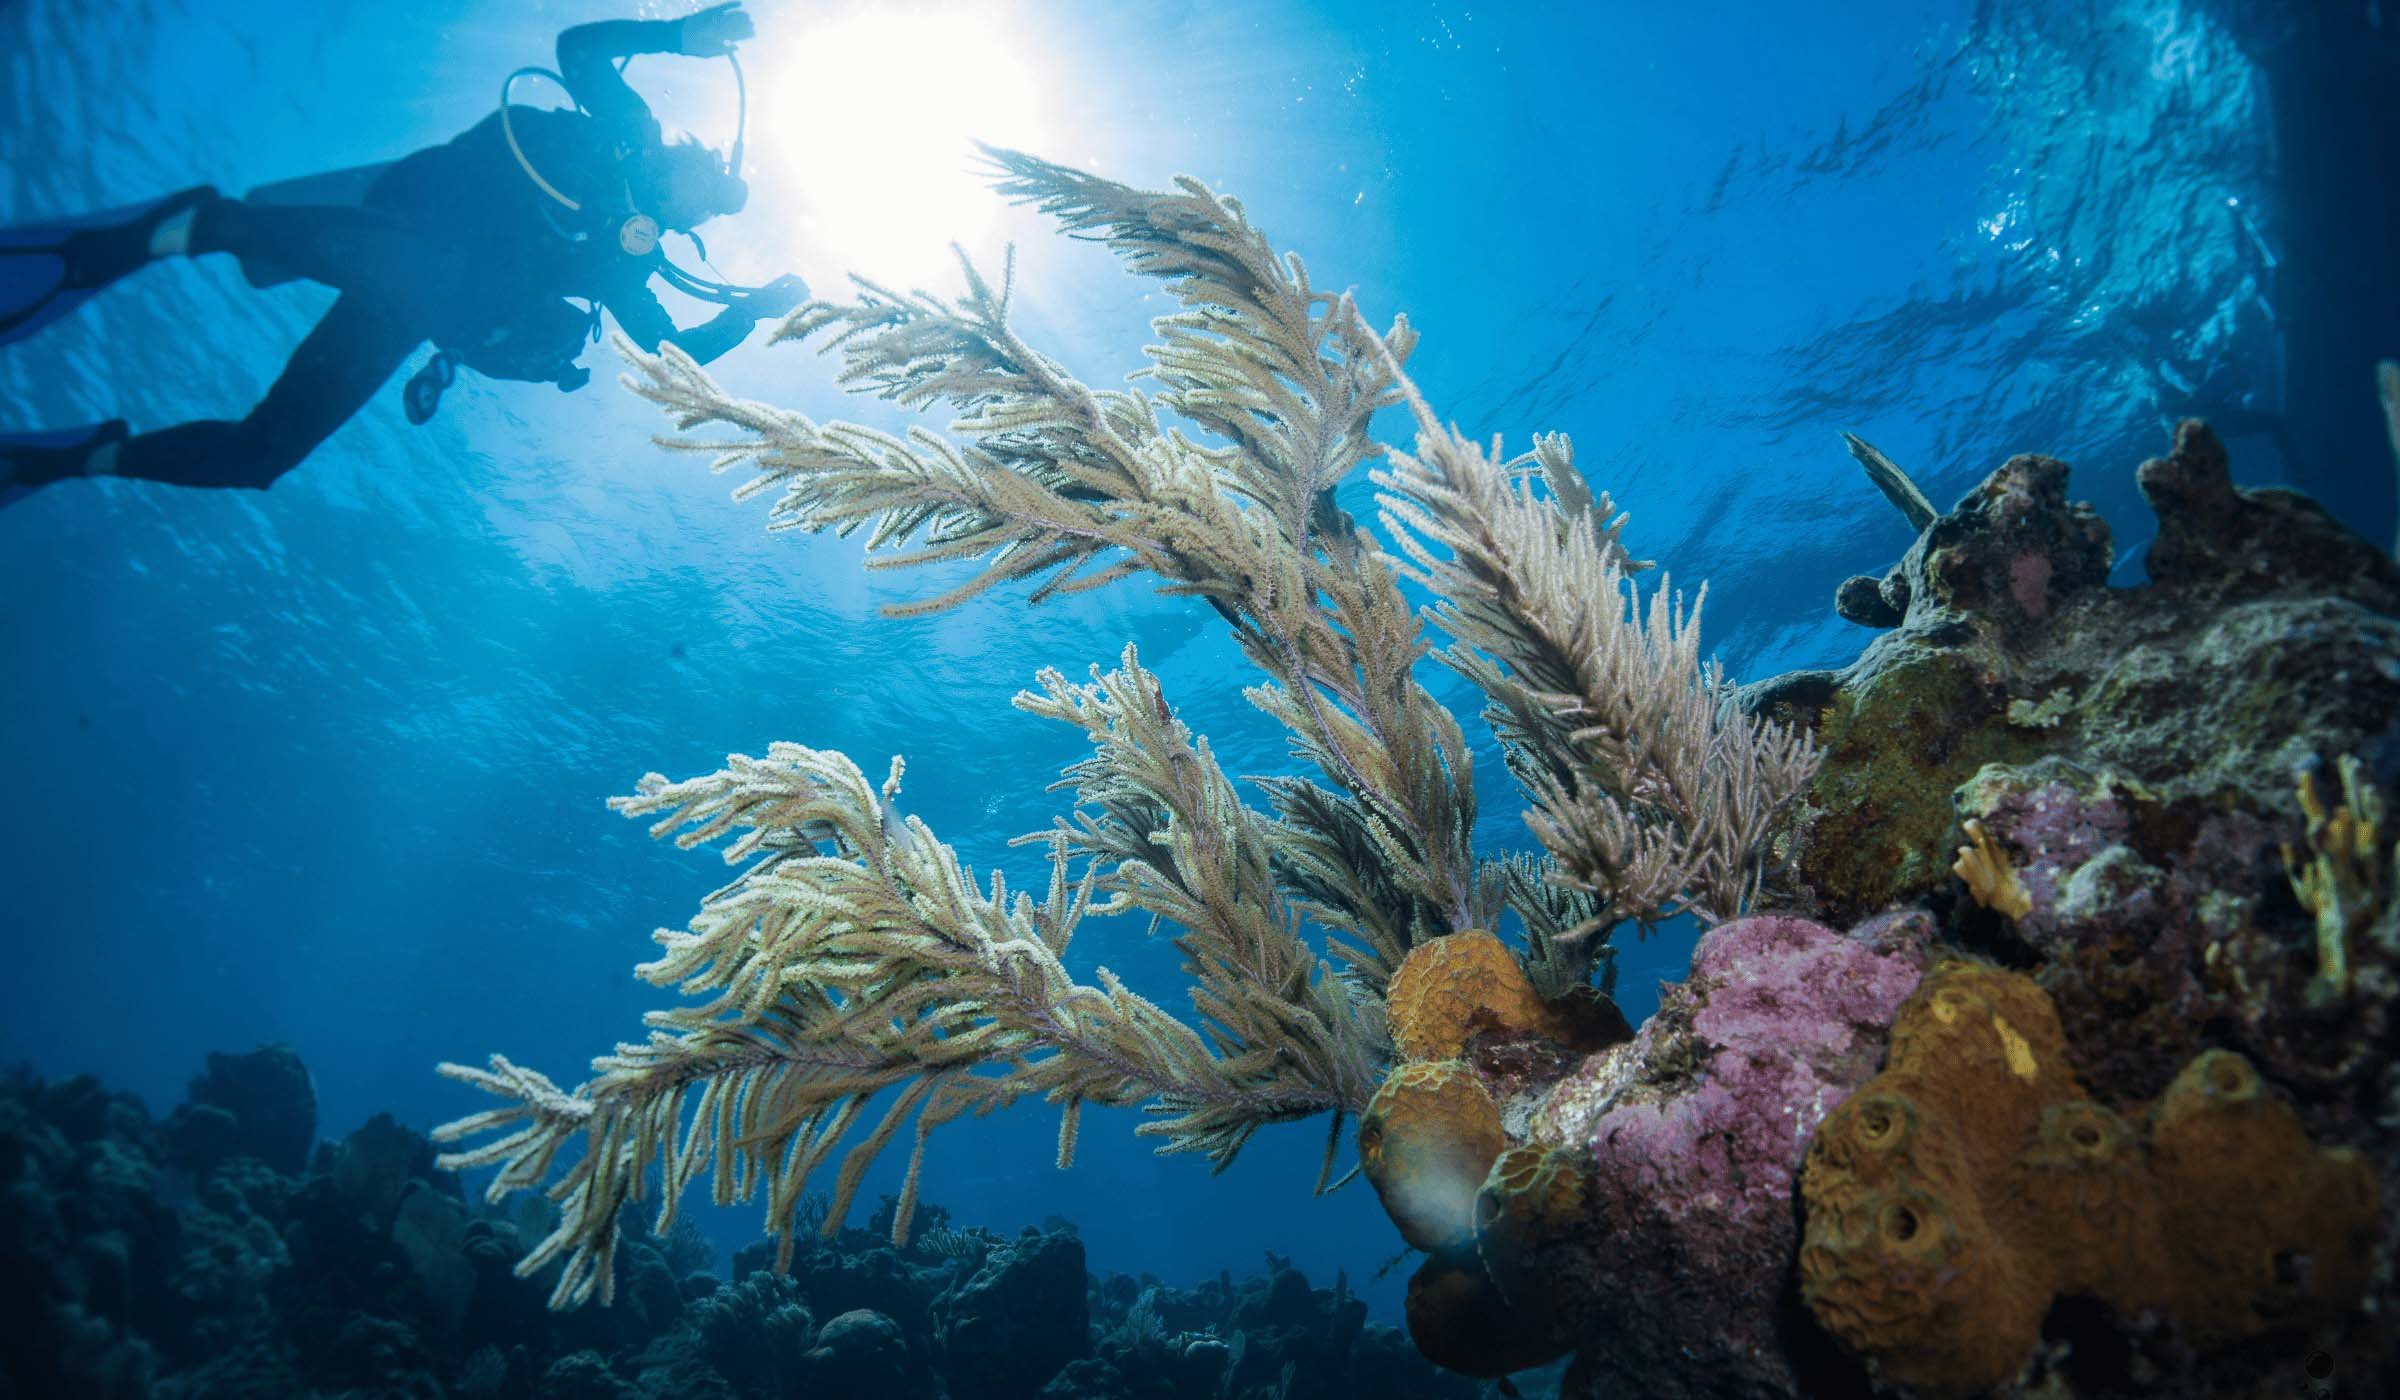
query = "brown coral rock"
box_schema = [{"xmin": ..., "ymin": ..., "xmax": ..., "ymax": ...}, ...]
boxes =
[
  {"xmin": 1746, "ymin": 424, "xmax": 2400, "ymax": 929},
  {"xmin": 1798, "ymin": 962, "xmax": 2381, "ymax": 1395},
  {"xmin": 1358, "ymin": 1059, "xmax": 1506, "ymax": 1255},
  {"xmin": 1386, "ymin": 930, "xmax": 1550, "ymax": 1063},
  {"xmin": 1402, "ymin": 1256, "xmax": 1568, "ymax": 1380},
  {"xmin": 1471, "ymin": 1143, "xmax": 1588, "ymax": 1331},
  {"xmin": 2138, "ymin": 419, "xmax": 2400, "ymax": 606}
]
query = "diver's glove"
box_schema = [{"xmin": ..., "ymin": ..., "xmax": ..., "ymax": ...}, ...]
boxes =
[
  {"xmin": 677, "ymin": 2, "xmax": 753, "ymax": 57},
  {"xmin": 743, "ymin": 273, "xmax": 810, "ymax": 321}
]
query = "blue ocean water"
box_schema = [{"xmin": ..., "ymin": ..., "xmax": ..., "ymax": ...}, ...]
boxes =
[{"xmin": 0, "ymin": 0, "xmax": 2384, "ymax": 1328}]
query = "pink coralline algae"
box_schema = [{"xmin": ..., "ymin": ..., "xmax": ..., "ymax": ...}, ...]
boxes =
[
  {"xmin": 2009, "ymin": 552, "xmax": 2053, "ymax": 618},
  {"xmin": 1955, "ymin": 754, "xmax": 2379, "ymax": 1104},
  {"xmin": 1515, "ymin": 914, "xmax": 1928, "ymax": 1397}
]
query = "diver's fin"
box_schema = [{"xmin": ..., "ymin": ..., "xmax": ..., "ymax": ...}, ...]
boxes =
[
  {"xmin": 0, "ymin": 187, "xmax": 216, "ymax": 347},
  {"xmin": 0, "ymin": 420, "xmax": 130, "ymax": 511}
]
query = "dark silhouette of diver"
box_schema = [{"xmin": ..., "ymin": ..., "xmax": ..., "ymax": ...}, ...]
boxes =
[{"xmin": 0, "ymin": 2, "xmax": 803, "ymax": 505}]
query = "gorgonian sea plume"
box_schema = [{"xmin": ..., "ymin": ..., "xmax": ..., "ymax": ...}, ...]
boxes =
[{"xmin": 433, "ymin": 148, "xmax": 1818, "ymax": 1307}]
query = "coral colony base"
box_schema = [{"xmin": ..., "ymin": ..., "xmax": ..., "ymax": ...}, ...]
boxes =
[{"xmin": 425, "ymin": 152, "xmax": 2398, "ymax": 1398}]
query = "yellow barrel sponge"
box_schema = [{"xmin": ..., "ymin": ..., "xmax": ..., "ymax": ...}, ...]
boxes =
[
  {"xmin": 1358, "ymin": 1059, "xmax": 1506, "ymax": 1255},
  {"xmin": 2147, "ymin": 1050, "xmax": 2381, "ymax": 1346},
  {"xmin": 2011, "ymin": 1097, "xmax": 2165, "ymax": 1302},
  {"xmin": 1386, "ymin": 930, "xmax": 1549, "ymax": 1062},
  {"xmin": 1800, "ymin": 1088, "xmax": 2052, "ymax": 1393},
  {"xmin": 1799, "ymin": 962, "xmax": 2381, "ymax": 1394}
]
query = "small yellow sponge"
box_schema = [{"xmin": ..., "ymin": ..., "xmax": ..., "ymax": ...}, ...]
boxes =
[{"xmin": 1385, "ymin": 929, "xmax": 1550, "ymax": 1062}]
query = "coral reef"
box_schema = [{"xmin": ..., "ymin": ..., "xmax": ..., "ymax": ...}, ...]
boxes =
[
  {"xmin": 1748, "ymin": 420, "xmax": 2400, "ymax": 1209},
  {"xmin": 1350, "ymin": 421, "xmax": 2399, "ymax": 1398},
  {"xmin": 1755, "ymin": 426, "xmax": 2400, "ymax": 1396},
  {"xmin": 435, "ymin": 147, "xmax": 1813, "ymax": 1314},
  {"xmin": 404, "ymin": 145, "xmax": 2396, "ymax": 1399},
  {"xmin": 1364, "ymin": 913, "xmax": 1926, "ymax": 1393},
  {"xmin": 0, "ymin": 1048, "xmax": 1479, "ymax": 1399},
  {"xmin": 1762, "ymin": 422, "xmax": 2400, "ymax": 928},
  {"xmin": 935, "ymin": 1230, "xmax": 1087, "ymax": 1400},
  {"xmin": 1799, "ymin": 962, "xmax": 2379, "ymax": 1393},
  {"xmin": 173, "ymin": 1043, "xmax": 316, "ymax": 1175}
]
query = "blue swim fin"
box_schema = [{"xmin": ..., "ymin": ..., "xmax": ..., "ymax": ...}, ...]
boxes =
[{"xmin": 0, "ymin": 187, "xmax": 216, "ymax": 347}]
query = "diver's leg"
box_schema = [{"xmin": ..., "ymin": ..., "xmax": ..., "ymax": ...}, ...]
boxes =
[
  {"xmin": 95, "ymin": 294, "xmax": 421, "ymax": 490},
  {"xmin": 186, "ymin": 197, "xmax": 432, "ymax": 305},
  {"xmin": 0, "ymin": 420, "xmax": 129, "ymax": 508}
]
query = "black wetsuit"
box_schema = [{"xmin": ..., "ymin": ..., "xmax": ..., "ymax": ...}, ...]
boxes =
[{"xmin": 111, "ymin": 18, "xmax": 760, "ymax": 491}]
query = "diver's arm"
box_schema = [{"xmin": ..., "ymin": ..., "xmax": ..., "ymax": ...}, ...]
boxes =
[
  {"xmin": 608, "ymin": 270, "xmax": 803, "ymax": 365},
  {"xmin": 664, "ymin": 304, "xmax": 771, "ymax": 365},
  {"xmin": 555, "ymin": 20, "xmax": 674, "ymax": 145},
  {"xmin": 557, "ymin": 6, "xmax": 752, "ymax": 148},
  {"xmin": 605, "ymin": 285, "xmax": 761, "ymax": 367}
]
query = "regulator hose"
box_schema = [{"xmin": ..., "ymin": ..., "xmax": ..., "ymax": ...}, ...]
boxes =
[{"xmin": 496, "ymin": 52, "xmax": 756, "ymax": 304}]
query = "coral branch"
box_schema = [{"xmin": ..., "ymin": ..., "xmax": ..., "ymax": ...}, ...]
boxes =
[
  {"xmin": 446, "ymin": 149, "xmax": 1798, "ymax": 1313},
  {"xmin": 1367, "ymin": 335, "xmax": 1819, "ymax": 930},
  {"xmin": 1842, "ymin": 431, "xmax": 1939, "ymax": 532},
  {"xmin": 435, "ymin": 741, "xmax": 1367, "ymax": 1306}
]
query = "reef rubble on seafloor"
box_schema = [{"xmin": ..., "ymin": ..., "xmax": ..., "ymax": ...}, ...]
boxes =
[{"xmin": 0, "ymin": 1045, "xmax": 1480, "ymax": 1399}]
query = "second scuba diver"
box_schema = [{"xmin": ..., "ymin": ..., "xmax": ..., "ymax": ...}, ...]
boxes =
[{"xmin": 0, "ymin": 2, "xmax": 803, "ymax": 504}]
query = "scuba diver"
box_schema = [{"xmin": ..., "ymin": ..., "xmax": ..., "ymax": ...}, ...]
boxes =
[{"xmin": 0, "ymin": 3, "xmax": 804, "ymax": 506}]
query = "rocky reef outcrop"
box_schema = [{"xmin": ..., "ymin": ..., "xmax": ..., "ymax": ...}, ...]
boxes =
[
  {"xmin": 1777, "ymin": 422, "xmax": 2400, "ymax": 928},
  {"xmin": 1369, "ymin": 422, "xmax": 2400, "ymax": 1399},
  {"xmin": 1369, "ymin": 913, "xmax": 1933, "ymax": 1397}
]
